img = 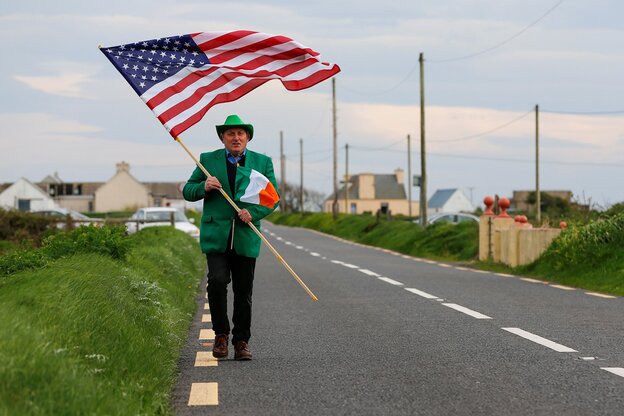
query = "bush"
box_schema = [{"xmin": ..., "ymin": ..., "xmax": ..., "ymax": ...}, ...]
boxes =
[
  {"xmin": 0, "ymin": 209, "xmax": 57, "ymax": 246},
  {"xmin": 0, "ymin": 225, "xmax": 131, "ymax": 276},
  {"xmin": 536, "ymin": 212, "xmax": 624, "ymax": 271}
]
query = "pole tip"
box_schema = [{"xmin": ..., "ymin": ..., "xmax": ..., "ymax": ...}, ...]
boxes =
[{"xmin": 311, "ymin": 295, "xmax": 318, "ymax": 301}]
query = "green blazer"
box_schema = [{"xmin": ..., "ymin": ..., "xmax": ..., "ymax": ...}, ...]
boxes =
[{"xmin": 183, "ymin": 149, "xmax": 278, "ymax": 257}]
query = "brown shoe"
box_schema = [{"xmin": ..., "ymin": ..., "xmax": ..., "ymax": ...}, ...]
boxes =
[
  {"xmin": 234, "ymin": 341, "xmax": 252, "ymax": 361},
  {"xmin": 213, "ymin": 334, "xmax": 229, "ymax": 358}
]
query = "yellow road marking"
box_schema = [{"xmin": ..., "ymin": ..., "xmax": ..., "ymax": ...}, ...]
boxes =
[
  {"xmin": 188, "ymin": 383, "xmax": 218, "ymax": 406},
  {"xmin": 199, "ymin": 329, "xmax": 215, "ymax": 340},
  {"xmin": 194, "ymin": 351, "xmax": 218, "ymax": 367}
]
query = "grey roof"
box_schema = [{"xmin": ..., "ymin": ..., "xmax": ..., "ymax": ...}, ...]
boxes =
[
  {"xmin": 428, "ymin": 189, "xmax": 458, "ymax": 209},
  {"xmin": 329, "ymin": 174, "xmax": 406, "ymax": 201}
]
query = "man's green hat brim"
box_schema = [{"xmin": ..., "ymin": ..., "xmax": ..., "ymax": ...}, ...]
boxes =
[{"xmin": 216, "ymin": 114, "xmax": 254, "ymax": 140}]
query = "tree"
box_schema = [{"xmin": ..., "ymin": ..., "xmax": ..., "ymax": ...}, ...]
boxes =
[{"xmin": 279, "ymin": 182, "xmax": 326, "ymax": 213}]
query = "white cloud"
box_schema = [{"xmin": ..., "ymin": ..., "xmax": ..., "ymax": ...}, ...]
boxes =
[{"xmin": 14, "ymin": 72, "xmax": 94, "ymax": 98}]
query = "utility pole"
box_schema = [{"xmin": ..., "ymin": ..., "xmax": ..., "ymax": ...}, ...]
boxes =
[
  {"xmin": 419, "ymin": 52, "xmax": 427, "ymax": 226},
  {"xmin": 332, "ymin": 77, "xmax": 338, "ymax": 219},
  {"xmin": 535, "ymin": 104, "xmax": 541, "ymax": 223},
  {"xmin": 407, "ymin": 134, "xmax": 412, "ymax": 218},
  {"xmin": 280, "ymin": 130, "xmax": 286, "ymax": 212},
  {"xmin": 299, "ymin": 138, "xmax": 304, "ymax": 213},
  {"xmin": 345, "ymin": 143, "xmax": 349, "ymax": 214}
]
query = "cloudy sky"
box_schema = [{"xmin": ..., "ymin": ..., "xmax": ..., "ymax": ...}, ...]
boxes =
[{"xmin": 1, "ymin": 0, "xmax": 623, "ymax": 209}]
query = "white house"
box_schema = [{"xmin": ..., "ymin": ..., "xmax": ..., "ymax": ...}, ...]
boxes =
[
  {"xmin": 94, "ymin": 161, "xmax": 152, "ymax": 212},
  {"xmin": 428, "ymin": 189, "xmax": 474, "ymax": 214},
  {"xmin": 0, "ymin": 177, "xmax": 57, "ymax": 211}
]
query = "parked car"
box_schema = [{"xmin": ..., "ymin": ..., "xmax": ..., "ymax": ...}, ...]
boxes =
[
  {"xmin": 428, "ymin": 212, "xmax": 479, "ymax": 225},
  {"xmin": 32, "ymin": 208, "xmax": 103, "ymax": 228},
  {"xmin": 125, "ymin": 207, "xmax": 200, "ymax": 239}
]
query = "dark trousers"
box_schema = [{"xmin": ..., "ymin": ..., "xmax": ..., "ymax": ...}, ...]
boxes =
[{"xmin": 206, "ymin": 250, "xmax": 256, "ymax": 344}]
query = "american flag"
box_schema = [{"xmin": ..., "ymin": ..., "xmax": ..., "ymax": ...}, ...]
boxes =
[{"xmin": 101, "ymin": 30, "xmax": 340, "ymax": 138}]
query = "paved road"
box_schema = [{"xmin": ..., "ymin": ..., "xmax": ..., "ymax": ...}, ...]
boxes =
[{"xmin": 173, "ymin": 223, "xmax": 624, "ymax": 415}]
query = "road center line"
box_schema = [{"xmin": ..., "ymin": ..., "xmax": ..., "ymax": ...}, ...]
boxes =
[
  {"xmin": 404, "ymin": 288, "xmax": 439, "ymax": 299},
  {"xmin": 342, "ymin": 263, "xmax": 359, "ymax": 269},
  {"xmin": 310, "ymin": 252, "xmax": 320, "ymax": 257},
  {"xmin": 358, "ymin": 269, "xmax": 380, "ymax": 276},
  {"xmin": 601, "ymin": 367, "xmax": 624, "ymax": 378},
  {"xmin": 378, "ymin": 277, "xmax": 404, "ymax": 286},
  {"xmin": 502, "ymin": 328, "xmax": 577, "ymax": 352},
  {"xmin": 442, "ymin": 303, "xmax": 492, "ymax": 319}
]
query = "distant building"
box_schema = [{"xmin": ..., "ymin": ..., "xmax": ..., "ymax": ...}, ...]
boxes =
[
  {"xmin": 0, "ymin": 177, "xmax": 57, "ymax": 211},
  {"xmin": 0, "ymin": 162, "xmax": 189, "ymax": 213},
  {"xmin": 428, "ymin": 189, "xmax": 474, "ymax": 214},
  {"xmin": 324, "ymin": 168, "xmax": 419, "ymax": 216}
]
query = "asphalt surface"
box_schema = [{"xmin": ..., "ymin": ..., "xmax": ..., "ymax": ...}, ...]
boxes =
[{"xmin": 172, "ymin": 223, "xmax": 624, "ymax": 416}]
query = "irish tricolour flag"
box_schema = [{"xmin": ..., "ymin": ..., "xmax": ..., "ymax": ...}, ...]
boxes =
[{"xmin": 234, "ymin": 166, "xmax": 280, "ymax": 208}]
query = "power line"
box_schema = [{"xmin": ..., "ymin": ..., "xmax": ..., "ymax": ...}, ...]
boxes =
[
  {"xmin": 433, "ymin": 109, "xmax": 533, "ymax": 143},
  {"xmin": 427, "ymin": 152, "xmax": 624, "ymax": 167},
  {"xmin": 341, "ymin": 0, "xmax": 566, "ymax": 96},
  {"xmin": 350, "ymin": 137, "xmax": 406, "ymax": 151},
  {"xmin": 429, "ymin": 0, "xmax": 567, "ymax": 63},
  {"xmin": 541, "ymin": 109, "xmax": 624, "ymax": 115}
]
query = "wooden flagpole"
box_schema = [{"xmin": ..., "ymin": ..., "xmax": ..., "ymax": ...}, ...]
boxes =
[{"xmin": 175, "ymin": 136, "xmax": 318, "ymax": 301}]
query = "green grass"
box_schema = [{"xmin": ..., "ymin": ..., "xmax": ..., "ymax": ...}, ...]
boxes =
[
  {"xmin": 518, "ymin": 213, "xmax": 624, "ymax": 296},
  {"xmin": 0, "ymin": 227, "xmax": 204, "ymax": 415},
  {"xmin": 268, "ymin": 212, "xmax": 623, "ymax": 296},
  {"xmin": 268, "ymin": 212, "xmax": 478, "ymax": 262}
]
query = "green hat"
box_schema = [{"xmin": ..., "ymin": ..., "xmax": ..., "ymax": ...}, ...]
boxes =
[{"xmin": 216, "ymin": 114, "xmax": 254, "ymax": 140}]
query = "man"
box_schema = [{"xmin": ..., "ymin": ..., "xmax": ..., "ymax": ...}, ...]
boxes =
[{"xmin": 183, "ymin": 114, "xmax": 279, "ymax": 360}]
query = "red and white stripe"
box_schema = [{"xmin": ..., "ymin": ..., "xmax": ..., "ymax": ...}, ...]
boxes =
[{"xmin": 140, "ymin": 31, "xmax": 340, "ymax": 138}]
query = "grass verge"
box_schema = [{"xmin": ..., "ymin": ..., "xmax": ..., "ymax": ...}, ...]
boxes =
[
  {"xmin": 269, "ymin": 212, "xmax": 623, "ymax": 296},
  {"xmin": 0, "ymin": 227, "xmax": 204, "ymax": 415},
  {"xmin": 268, "ymin": 212, "xmax": 478, "ymax": 262}
]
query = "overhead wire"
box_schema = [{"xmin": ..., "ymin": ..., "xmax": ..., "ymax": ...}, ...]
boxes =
[{"xmin": 428, "ymin": 0, "xmax": 567, "ymax": 63}]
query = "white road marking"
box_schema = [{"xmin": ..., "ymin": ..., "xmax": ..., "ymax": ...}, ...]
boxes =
[
  {"xmin": 378, "ymin": 277, "xmax": 404, "ymax": 286},
  {"xmin": 423, "ymin": 260, "xmax": 438, "ymax": 264},
  {"xmin": 284, "ymin": 241, "xmax": 293, "ymax": 245},
  {"xmin": 275, "ymin": 236, "xmax": 282, "ymax": 241},
  {"xmin": 358, "ymin": 269, "xmax": 380, "ymax": 277},
  {"xmin": 342, "ymin": 263, "xmax": 359, "ymax": 269},
  {"xmin": 601, "ymin": 367, "xmax": 624, "ymax": 378},
  {"xmin": 201, "ymin": 314, "xmax": 211, "ymax": 323},
  {"xmin": 310, "ymin": 252, "xmax": 321, "ymax": 257},
  {"xmin": 585, "ymin": 292, "xmax": 616, "ymax": 299},
  {"xmin": 188, "ymin": 382, "xmax": 218, "ymax": 406},
  {"xmin": 442, "ymin": 303, "xmax": 492, "ymax": 319},
  {"xmin": 502, "ymin": 328, "xmax": 577, "ymax": 352},
  {"xmin": 331, "ymin": 260, "xmax": 344, "ymax": 265},
  {"xmin": 550, "ymin": 284, "xmax": 576, "ymax": 291},
  {"xmin": 404, "ymin": 288, "xmax": 439, "ymax": 299},
  {"xmin": 295, "ymin": 245, "xmax": 304, "ymax": 249},
  {"xmin": 438, "ymin": 263, "xmax": 452, "ymax": 268},
  {"xmin": 401, "ymin": 255, "xmax": 411, "ymax": 259},
  {"xmin": 455, "ymin": 267, "xmax": 469, "ymax": 271},
  {"xmin": 521, "ymin": 277, "xmax": 547, "ymax": 284},
  {"xmin": 471, "ymin": 270, "xmax": 490, "ymax": 274},
  {"xmin": 204, "ymin": 303, "xmax": 209, "ymax": 310},
  {"xmin": 495, "ymin": 273, "xmax": 514, "ymax": 277}
]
